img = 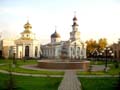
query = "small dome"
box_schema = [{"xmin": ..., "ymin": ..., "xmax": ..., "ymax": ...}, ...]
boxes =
[
  {"xmin": 24, "ymin": 21, "xmax": 32, "ymax": 29},
  {"xmin": 51, "ymin": 31, "xmax": 61, "ymax": 38},
  {"xmin": 72, "ymin": 22, "xmax": 79, "ymax": 26},
  {"xmin": 73, "ymin": 16, "xmax": 77, "ymax": 21}
]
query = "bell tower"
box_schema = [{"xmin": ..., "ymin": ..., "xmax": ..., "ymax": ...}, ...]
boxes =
[
  {"xmin": 70, "ymin": 13, "xmax": 80, "ymax": 41},
  {"xmin": 21, "ymin": 20, "xmax": 35, "ymax": 40}
]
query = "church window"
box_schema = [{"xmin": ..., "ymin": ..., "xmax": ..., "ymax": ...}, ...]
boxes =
[
  {"xmin": 73, "ymin": 48, "xmax": 75, "ymax": 55},
  {"xmin": 119, "ymin": 50, "xmax": 120, "ymax": 58},
  {"xmin": 114, "ymin": 50, "xmax": 117, "ymax": 58},
  {"xmin": 27, "ymin": 34, "xmax": 29, "ymax": 37},
  {"xmin": 77, "ymin": 47, "xmax": 80, "ymax": 56}
]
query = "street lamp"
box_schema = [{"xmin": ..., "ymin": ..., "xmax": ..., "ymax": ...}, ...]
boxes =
[
  {"xmin": 102, "ymin": 47, "xmax": 114, "ymax": 72},
  {"xmin": 12, "ymin": 46, "xmax": 16, "ymax": 67},
  {"xmin": 92, "ymin": 49, "xmax": 99, "ymax": 61},
  {"xmin": 99, "ymin": 52, "xmax": 103, "ymax": 60}
]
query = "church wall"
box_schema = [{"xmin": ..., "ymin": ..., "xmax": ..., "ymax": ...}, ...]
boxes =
[
  {"xmin": 1, "ymin": 39, "xmax": 15, "ymax": 58},
  {"xmin": 17, "ymin": 45, "xmax": 23, "ymax": 58}
]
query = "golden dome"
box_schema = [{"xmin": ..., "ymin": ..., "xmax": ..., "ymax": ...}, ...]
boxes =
[
  {"xmin": 51, "ymin": 31, "xmax": 61, "ymax": 38},
  {"xmin": 24, "ymin": 21, "xmax": 32, "ymax": 29}
]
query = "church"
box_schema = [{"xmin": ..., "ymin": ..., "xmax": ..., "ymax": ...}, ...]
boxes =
[
  {"xmin": 0, "ymin": 21, "xmax": 41, "ymax": 59},
  {"xmin": 41, "ymin": 15, "xmax": 86, "ymax": 60},
  {"xmin": 0, "ymin": 15, "xmax": 86, "ymax": 60}
]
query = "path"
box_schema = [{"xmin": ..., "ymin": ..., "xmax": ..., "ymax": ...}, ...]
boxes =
[
  {"xmin": 0, "ymin": 70, "xmax": 63, "ymax": 77},
  {"xmin": 58, "ymin": 70, "xmax": 81, "ymax": 90},
  {"xmin": 0, "ymin": 63, "xmax": 119, "ymax": 78}
]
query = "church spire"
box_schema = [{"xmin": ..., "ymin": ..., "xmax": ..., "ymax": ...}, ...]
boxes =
[
  {"xmin": 73, "ymin": 11, "xmax": 77, "ymax": 21},
  {"xmin": 72, "ymin": 12, "xmax": 79, "ymax": 31},
  {"xmin": 70, "ymin": 13, "xmax": 80, "ymax": 41}
]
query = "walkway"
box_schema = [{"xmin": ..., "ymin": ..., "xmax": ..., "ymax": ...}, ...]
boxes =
[
  {"xmin": 0, "ymin": 69, "xmax": 63, "ymax": 77},
  {"xmin": 58, "ymin": 70, "xmax": 81, "ymax": 90}
]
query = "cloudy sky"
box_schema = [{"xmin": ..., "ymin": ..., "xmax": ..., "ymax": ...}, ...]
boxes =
[{"xmin": 0, "ymin": 0, "xmax": 120, "ymax": 44}]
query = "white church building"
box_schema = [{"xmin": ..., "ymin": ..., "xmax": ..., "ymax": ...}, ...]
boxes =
[
  {"xmin": 0, "ymin": 21, "xmax": 41, "ymax": 59},
  {"xmin": 41, "ymin": 15, "xmax": 86, "ymax": 60}
]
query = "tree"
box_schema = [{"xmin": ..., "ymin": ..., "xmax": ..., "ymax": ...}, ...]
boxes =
[
  {"xmin": 86, "ymin": 39, "xmax": 98, "ymax": 57},
  {"xmin": 86, "ymin": 38, "xmax": 108, "ymax": 58},
  {"xmin": 98, "ymin": 38, "xmax": 107, "ymax": 51}
]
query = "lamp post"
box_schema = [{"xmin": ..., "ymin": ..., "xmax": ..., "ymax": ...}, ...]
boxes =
[
  {"xmin": 102, "ymin": 47, "xmax": 114, "ymax": 72},
  {"xmin": 99, "ymin": 53, "xmax": 103, "ymax": 60},
  {"xmin": 13, "ymin": 46, "xmax": 16, "ymax": 67},
  {"xmin": 92, "ymin": 49, "xmax": 99, "ymax": 61}
]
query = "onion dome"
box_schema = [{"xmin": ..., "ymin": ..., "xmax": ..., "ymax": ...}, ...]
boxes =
[
  {"xmin": 72, "ymin": 15, "xmax": 79, "ymax": 26},
  {"xmin": 24, "ymin": 21, "xmax": 32, "ymax": 29},
  {"xmin": 73, "ymin": 16, "xmax": 77, "ymax": 21},
  {"xmin": 51, "ymin": 30, "xmax": 61, "ymax": 38},
  {"xmin": 72, "ymin": 22, "xmax": 79, "ymax": 26}
]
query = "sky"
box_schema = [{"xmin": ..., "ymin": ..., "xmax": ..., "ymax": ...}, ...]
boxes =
[{"xmin": 0, "ymin": 0, "xmax": 120, "ymax": 44}]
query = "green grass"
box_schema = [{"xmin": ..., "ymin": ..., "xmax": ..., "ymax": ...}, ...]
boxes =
[
  {"xmin": 107, "ymin": 64, "xmax": 120, "ymax": 75},
  {"xmin": 79, "ymin": 77, "xmax": 118, "ymax": 90},
  {"xmin": 0, "ymin": 73, "xmax": 62, "ymax": 90},
  {"xmin": 0, "ymin": 59, "xmax": 64, "ymax": 75},
  {"xmin": 0, "ymin": 59, "xmax": 9, "ymax": 64},
  {"xmin": 77, "ymin": 71, "xmax": 105, "ymax": 75},
  {"xmin": 0, "ymin": 65, "xmax": 64, "ymax": 75},
  {"xmin": 77, "ymin": 65, "xmax": 120, "ymax": 75},
  {"xmin": 0, "ymin": 59, "xmax": 119, "ymax": 75},
  {"xmin": 77, "ymin": 60, "xmax": 120, "ymax": 75}
]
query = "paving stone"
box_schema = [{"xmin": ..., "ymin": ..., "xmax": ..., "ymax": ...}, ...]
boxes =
[{"xmin": 58, "ymin": 70, "xmax": 82, "ymax": 90}]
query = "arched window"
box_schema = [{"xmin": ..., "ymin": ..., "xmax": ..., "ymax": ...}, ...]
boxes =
[
  {"xmin": 35, "ymin": 46, "xmax": 38, "ymax": 57},
  {"xmin": 25, "ymin": 46, "xmax": 29, "ymax": 57},
  {"xmin": 77, "ymin": 47, "xmax": 80, "ymax": 56},
  {"xmin": 114, "ymin": 50, "xmax": 117, "ymax": 59},
  {"xmin": 119, "ymin": 50, "xmax": 120, "ymax": 58}
]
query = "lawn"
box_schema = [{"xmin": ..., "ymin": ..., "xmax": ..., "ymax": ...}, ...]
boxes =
[
  {"xmin": 77, "ymin": 65, "xmax": 120, "ymax": 75},
  {"xmin": 0, "ymin": 59, "xmax": 119, "ymax": 75},
  {"xmin": 79, "ymin": 77, "xmax": 118, "ymax": 90},
  {"xmin": 0, "ymin": 73, "xmax": 62, "ymax": 90},
  {"xmin": 77, "ymin": 60, "xmax": 120, "ymax": 75},
  {"xmin": 0, "ymin": 59, "xmax": 64, "ymax": 75}
]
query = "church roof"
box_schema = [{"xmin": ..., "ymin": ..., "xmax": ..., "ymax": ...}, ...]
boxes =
[
  {"xmin": 24, "ymin": 21, "xmax": 32, "ymax": 29},
  {"xmin": 21, "ymin": 30, "xmax": 31, "ymax": 34},
  {"xmin": 51, "ymin": 30, "xmax": 61, "ymax": 38}
]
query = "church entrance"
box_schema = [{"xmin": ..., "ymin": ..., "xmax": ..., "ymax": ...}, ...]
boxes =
[{"xmin": 25, "ymin": 46, "xmax": 29, "ymax": 58}]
